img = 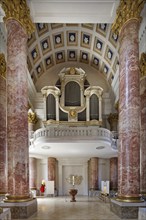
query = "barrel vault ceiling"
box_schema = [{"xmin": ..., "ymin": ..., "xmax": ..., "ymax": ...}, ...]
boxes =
[
  {"xmin": 27, "ymin": 23, "xmax": 119, "ymax": 93},
  {"xmin": 26, "ymin": 0, "xmax": 120, "ymax": 97}
]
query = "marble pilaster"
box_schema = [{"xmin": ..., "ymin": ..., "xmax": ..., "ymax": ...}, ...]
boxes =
[
  {"xmin": 48, "ymin": 157, "xmax": 57, "ymax": 189},
  {"xmin": 29, "ymin": 157, "xmax": 37, "ymax": 190},
  {"xmin": 110, "ymin": 157, "xmax": 118, "ymax": 191},
  {"xmin": 89, "ymin": 157, "xmax": 98, "ymax": 190},
  {"xmin": 0, "ymin": 53, "xmax": 7, "ymax": 195}
]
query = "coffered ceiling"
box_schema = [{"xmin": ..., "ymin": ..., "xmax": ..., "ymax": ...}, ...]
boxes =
[{"xmin": 27, "ymin": 23, "xmax": 119, "ymax": 93}]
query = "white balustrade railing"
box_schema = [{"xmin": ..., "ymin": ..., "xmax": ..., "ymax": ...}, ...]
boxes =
[{"xmin": 32, "ymin": 126, "xmax": 112, "ymax": 143}]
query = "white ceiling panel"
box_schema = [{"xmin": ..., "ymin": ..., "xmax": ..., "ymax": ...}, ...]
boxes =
[{"xmin": 27, "ymin": 0, "xmax": 120, "ymax": 23}]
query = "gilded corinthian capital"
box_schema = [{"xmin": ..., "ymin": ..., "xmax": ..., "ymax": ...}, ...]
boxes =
[
  {"xmin": 0, "ymin": 0, "xmax": 35, "ymax": 35},
  {"xmin": 140, "ymin": 53, "xmax": 146, "ymax": 77},
  {"xmin": 0, "ymin": 53, "xmax": 6, "ymax": 78},
  {"xmin": 112, "ymin": 0, "xmax": 145, "ymax": 34}
]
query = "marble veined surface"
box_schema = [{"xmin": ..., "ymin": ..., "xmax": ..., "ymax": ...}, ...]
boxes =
[{"xmin": 15, "ymin": 196, "xmax": 145, "ymax": 220}]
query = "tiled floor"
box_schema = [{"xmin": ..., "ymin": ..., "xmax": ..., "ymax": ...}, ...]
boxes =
[{"xmin": 20, "ymin": 196, "xmax": 140, "ymax": 220}]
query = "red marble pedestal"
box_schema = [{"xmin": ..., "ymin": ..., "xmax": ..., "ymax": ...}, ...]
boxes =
[{"xmin": 69, "ymin": 189, "xmax": 78, "ymax": 202}]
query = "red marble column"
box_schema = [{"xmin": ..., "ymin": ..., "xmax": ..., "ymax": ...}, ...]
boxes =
[
  {"xmin": 0, "ymin": 65, "xmax": 7, "ymax": 195},
  {"xmin": 29, "ymin": 157, "xmax": 37, "ymax": 190},
  {"xmin": 110, "ymin": 157, "xmax": 118, "ymax": 191},
  {"xmin": 118, "ymin": 19, "xmax": 141, "ymax": 201},
  {"xmin": 5, "ymin": 19, "xmax": 31, "ymax": 201},
  {"xmin": 48, "ymin": 157, "xmax": 57, "ymax": 188},
  {"xmin": 89, "ymin": 157, "xmax": 98, "ymax": 190},
  {"xmin": 140, "ymin": 76, "xmax": 146, "ymax": 195}
]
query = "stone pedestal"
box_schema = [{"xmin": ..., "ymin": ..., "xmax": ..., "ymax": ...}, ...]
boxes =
[
  {"xmin": 110, "ymin": 199, "xmax": 146, "ymax": 219},
  {"xmin": 0, "ymin": 199, "xmax": 37, "ymax": 219}
]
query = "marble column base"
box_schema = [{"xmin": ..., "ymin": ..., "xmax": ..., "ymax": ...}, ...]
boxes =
[
  {"xmin": 0, "ymin": 198, "xmax": 37, "ymax": 219},
  {"xmin": 110, "ymin": 199, "xmax": 146, "ymax": 219}
]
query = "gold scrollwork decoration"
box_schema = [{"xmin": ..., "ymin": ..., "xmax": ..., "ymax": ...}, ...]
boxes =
[
  {"xmin": 140, "ymin": 52, "xmax": 146, "ymax": 77},
  {"xmin": 108, "ymin": 113, "xmax": 118, "ymax": 124},
  {"xmin": 28, "ymin": 111, "xmax": 38, "ymax": 124},
  {"xmin": 112, "ymin": 0, "xmax": 145, "ymax": 34},
  {"xmin": 0, "ymin": 0, "xmax": 35, "ymax": 35},
  {"xmin": 0, "ymin": 53, "xmax": 6, "ymax": 78}
]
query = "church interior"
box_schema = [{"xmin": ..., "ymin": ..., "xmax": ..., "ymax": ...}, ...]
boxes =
[{"xmin": 0, "ymin": 0, "xmax": 146, "ymax": 219}]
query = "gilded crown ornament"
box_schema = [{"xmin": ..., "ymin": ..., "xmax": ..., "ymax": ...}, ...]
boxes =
[
  {"xmin": 112, "ymin": 0, "xmax": 145, "ymax": 34},
  {"xmin": 0, "ymin": 53, "xmax": 6, "ymax": 78},
  {"xmin": 0, "ymin": 0, "xmax": 35, "ymax": 35}
]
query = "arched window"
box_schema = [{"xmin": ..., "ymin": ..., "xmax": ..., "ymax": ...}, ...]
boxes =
[{"xmin": 65, "ymin": 81, "xmax": 81, "ymax": 106}]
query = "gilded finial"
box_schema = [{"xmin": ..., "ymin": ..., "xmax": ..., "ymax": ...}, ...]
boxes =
[
  {"xmin": 0, "ymin": 53, "xmax": 6, "ymax": 78},
  {"xmin": 112, "ymin": 0, "xmax": 145, "ymax": 34},
  {"xmin": 0, "ymin": 0, "xmax": 35, "ymax": 36},
  {"xmin": 140, "ymin": 52, "xmax": 146, "ymax": 77}
]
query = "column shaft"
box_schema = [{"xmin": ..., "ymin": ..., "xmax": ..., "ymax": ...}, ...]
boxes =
[
  {"xmin": 6, "ymin": 19, "xmax": 30, "ymax": 201},
  {"xmin": 118, "ymin": 19, "xmax": 141, "ymax": 201},
  {"xmin": 0, "ymin": 71, "xmax": 7, "ymax": 194},
  {"xmin": 140, "ymin": 76, "xmax": 146, "ymax": 195}
]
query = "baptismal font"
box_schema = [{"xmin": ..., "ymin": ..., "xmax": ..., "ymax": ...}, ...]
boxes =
[{"xmin": 66, "ymin": 175, "xmax": 83, "ymax": 202}]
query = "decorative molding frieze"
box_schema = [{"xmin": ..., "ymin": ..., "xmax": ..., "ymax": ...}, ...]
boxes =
[
  {"xmin": 0, "ymin": 0, "xmax": 35, "ymax": 35},
  {"xmin": 112, "ymin": 0, "xmax": 145, "ymax": 34}
]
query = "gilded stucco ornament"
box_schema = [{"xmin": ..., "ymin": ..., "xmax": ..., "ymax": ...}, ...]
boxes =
[
  {"xmin": 112, "ymin": 0, "xmax": 145, "ymax": 34},
  {"xmin": 107, "ymin": 113, "xmax": 118, "ymax": 124},
  {"xmin": 0, "ymin": 53, "xmax": 6, "ymax": 78},
  {"xmin": 28, "ymin": 111, "xmax": 38, "ymax": 124},
  {"xmin": 114, "ymin": 100, "xmax": 119, "ymax": 112},
  {"xmin": 140, "ymin": 52, "xmax": 146, "ymax": 77},
  {"xmin": 0, "ymin": 0, "xmax": 35, "ymax": 35}
]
